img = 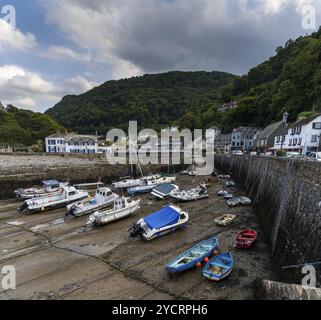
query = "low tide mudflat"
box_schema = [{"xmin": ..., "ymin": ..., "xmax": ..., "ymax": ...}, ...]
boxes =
[{"xmin": 0, "ymin": 175, "xmax": 278, "ymax": 300}]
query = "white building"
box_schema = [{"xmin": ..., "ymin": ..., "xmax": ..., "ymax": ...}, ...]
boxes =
[
  {"xmin": 273, "ymin": 114, "xmax": 321, "ymax": 155},
  {"xmin": 46, "ymin": 133, "xmax": 98, "ymax": 154}
]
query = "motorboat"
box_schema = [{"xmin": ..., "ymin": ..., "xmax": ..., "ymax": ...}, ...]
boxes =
[
  {"xmin": 129, "ymin": 205, "xmax": 188, "ymax": 241},
  {"xmin": 112, "ymin": 174, "xmax": 161, "ymax": 189},
  {"xmin": 238, "ymin": 196, "xmax": 252, "ymax": 206},
  {"xmin": 14, "ymin": 180, "xmax": 69, "ymax": 200},
  {"xmin": 151, "ymin": 183, "xmax": 179, "ymax": 199},
  {"xmin": 17, "ymin": 186, "xmax": 88, "ymax": 214},
  {"xmin": 127, "ymin": 176, "xmax": 176, "ymax": 196},
  {"xmin": 227, "ymin": 197, "xmax": 241, "ymax": 207},
  {"xmin": 86, "ymin": 197, "xmax": 141, "ymax": 227},
  {"xmin": 226, "ymin": 181, "xmax": 236, "ymax": 187},
  {"xmin": 170, "ymin": 186, "xmax": 208, "ymax": 202},
  {"xmin": 223, "ymin": 193, "xmax": 234, "ymax": 200},
  {"xmin": 217, "ymin": 190, "xmax": 228, "ymax": 196},
  {"xmin": 66, "ymin": 187, "xmax": 119, "ymax": 218}
]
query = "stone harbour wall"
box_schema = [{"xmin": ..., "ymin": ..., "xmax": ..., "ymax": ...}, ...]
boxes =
[{"xmin": 214, "ymin": 155, "xmax": 321, "ymax": 285}]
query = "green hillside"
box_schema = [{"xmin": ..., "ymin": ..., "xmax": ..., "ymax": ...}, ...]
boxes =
[
  {"xmin": 45, "ymin": 71, "xmax": 237, "ymax": 133},
  {"xmin": 0, "ymin": 105, "xmax": 65, "ymax": 147}
]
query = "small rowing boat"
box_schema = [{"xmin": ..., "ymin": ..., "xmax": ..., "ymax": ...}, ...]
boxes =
[
  {"xmin": 215, "ymin": 214, "xmax": 236, "ymax": 226},
  {"xmin": 166, "ymin": 237, "xmax": 219, "ymax": 273},
  {"xmin": 170, "ymin": 186, "xmax": 208, "ymax": 202},
  {"xmin": 234, "ymin": 229, "xmax": 257, "ymax": 249},
  {"xmin": 227, "ymin": 197, "xmax": 241, "ymax": 207},
  {"xmin": 202, "ymin": 252, "xmax": 233, "ymax": 281}
]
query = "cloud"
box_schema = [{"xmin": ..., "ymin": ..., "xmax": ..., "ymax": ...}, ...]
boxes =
[
  {"xmin": 42, "ymin": 0, "xmax": 321, "ymax": 78},
  {"xmin": 64, "ymin": 75, "xmax": 97, "ymax": 94},
  {"xmin": 0, "ymin": 65, "xmax": 98, "ymax": 110},
  {"xmin": 0, "ymin": 19, "xmax": 36, "ymax": 51},
  {"xmin": 0, "ymin": 65, "xmax": 61, "ymax": 109},
  {"xmin": 41, "ymin": 45, "xmax": 91, "ymax": 62}
]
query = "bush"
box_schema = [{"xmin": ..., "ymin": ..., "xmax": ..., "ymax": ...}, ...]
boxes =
[{"xmin": 276, "ymin": 149, "xmax": 286, "ymax": 157}]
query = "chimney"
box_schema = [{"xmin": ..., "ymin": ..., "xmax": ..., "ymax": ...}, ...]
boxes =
[{"xmin": 282, "ymin": 112, "xmax": 289, "ymax": 124}]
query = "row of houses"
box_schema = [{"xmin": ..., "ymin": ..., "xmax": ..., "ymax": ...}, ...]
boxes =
[{"xmin": 214, "ymin": 112, "xmax": 321, "ymax": 155}]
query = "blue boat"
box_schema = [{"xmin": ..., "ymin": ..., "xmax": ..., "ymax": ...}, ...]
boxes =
[
  {"xmin": 166, "ymin": 237, "xmax": 219, "ymax": 273},
  {"xmin": 202, "ymin": 252, "xmax": 233, "ymax": 281}
]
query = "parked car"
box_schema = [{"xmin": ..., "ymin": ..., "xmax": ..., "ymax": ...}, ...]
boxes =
[
  {"xmin": 232, "ymin": 150, "xmax": 243, "ymax": 155},
  {"xmin": 286, "ymin": 152, "xmax": 300, "ymax": 158},
  {"xmin": 307, "ymin": 152, "xmax": 321, "ymax": 162}
]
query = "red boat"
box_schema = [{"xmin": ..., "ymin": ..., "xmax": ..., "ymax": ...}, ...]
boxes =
[{"xmin": 234, "ymin": 229, "xmax": 257, "ymax": 249}]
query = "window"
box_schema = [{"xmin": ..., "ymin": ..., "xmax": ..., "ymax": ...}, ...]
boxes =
[
  {"xmin": 289, "ymin": 139, "xmax": 292, "ymax": 146},
  {"xmin": 68, "ymin": 191, "xmax": 76, "ymax": 196},
  {"xmin": 313, "ymin": 122, "xmax": 321, "ymax": 129},
  {"xmin": 291, "ymin": 128, "xmax": 295, "ymax": 135},
  {"xmin": 298, "ymin": 138, "xmax": 302, "ymax": 145},
  {"xmin": 293, "ymin": 138, "xmax": 297, "ymax": 146},
  {"xmin": 311, "ymin": 135, "xmax": 318, "ymax": 142},
  {"xmin": 295, "ymin": 126, "xmax": 302, "ymax": 134},
  {"xmin": 276, "ymin": 136, "xmax": 280, "ymax": 143}
]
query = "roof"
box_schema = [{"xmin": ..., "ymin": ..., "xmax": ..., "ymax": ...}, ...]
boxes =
[
  {"xmin": 289, "ymin": 114, "xmax": 321, "ymax": 129},
  {"xmin": 46, "ymin": 133, "xmax": 98, "ymax": 142},
  {"xmin": 144, "ymin": 206, "xmax": 180, "ymax": 229},
  {"xmin": 259, "ymin": 121, "xmax": 284, "ymax": 139},
  {"xmin": 42, "ymin": 180, "xmax": 60, "ymax": 186},
  {"xmin": 46, "ymin": 133, "xmax": 66, "ymax": 138}
]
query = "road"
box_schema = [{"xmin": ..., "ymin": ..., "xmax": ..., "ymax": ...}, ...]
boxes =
[{"xmin": 0, "ymin": 175, "xmax": 278, "ymax": 300}]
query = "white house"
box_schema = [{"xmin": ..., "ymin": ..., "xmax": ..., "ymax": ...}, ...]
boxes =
[
  {"xmin": 46, "ymin": 133, "xmax": 98, "ymax": 154},
  {"xmin": 273, "ymin": 114, "xmax": 321, "ymax": 155}
]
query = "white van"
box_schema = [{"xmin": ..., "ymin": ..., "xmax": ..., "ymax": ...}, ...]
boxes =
[{"xmin": 308, "ymin": 152, "xmax": 321, "ymax": 162}]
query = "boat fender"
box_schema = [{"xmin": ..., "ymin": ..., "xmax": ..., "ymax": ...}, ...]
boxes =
[
  {"xmin": 213, "ymin": 250, "xmax": 219, "ymax": 255},
  {"xmin": 204, "ymin": 257, "xmax": 209, "ymax": 263},
  {"xmin": 196, "ymin": 262, "xmax": 202, "ymax": 268}
]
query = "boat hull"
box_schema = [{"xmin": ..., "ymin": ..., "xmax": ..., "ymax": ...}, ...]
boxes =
[{"xmin": 202, "ymin": 252, "xmax": 233, "ymax": 282}]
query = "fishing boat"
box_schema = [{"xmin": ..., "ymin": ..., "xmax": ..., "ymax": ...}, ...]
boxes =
[
  {"xmin": 112, "ymin": 174, "xmax": 161, "ymax": 189},
  {"xmin": 129, "ymin": 204, "xmax": 188, "ymax": 241},
  {"xmin": 226, "ymin": 181, "xmax": 236, "ymax": 187},
  {"xmin": 227, "ymin": 197, "xmax": 241, "ymax": 207},
  {"xmin": 86, "ymin": 197, "xmax": 141, "ymax": 227},
  {"xmin": 215, "ymin": 214, "xmax": 236, "ymax": 226},
  {"xmin": 170, "ymin": 186, "xmax": 208, "ymax": 202},
  {"xmin": 166, "ymin": 237, "xmax": 219, "ymax": 273},
  {"xmin": 66, "ymin": 187, "xmax": 119, "ymax": 218},
  {"xmin": 238, "ymin": 196, "xmax": 252, "ymax": 206},
  {"xmin": 151, "ymin": 183, "xmax": 179, "ymax": 199},
  {"xmin": 234, "ymin": 229, "xmax": 257, "ymax": 249},
  {"xmin": 202, "ymin": 252, "xmax": 233, "ymax": 281},
  {"xmin": 127, "ymin": 176, "xmax": 176, "ymax": 196},
  {"xmin": 14, "ymin": 180, "xmax": 69, "ymax": 200},
  {"xmin": 17, "ymin": 186, "xmax": 88, "ymax": 214}
]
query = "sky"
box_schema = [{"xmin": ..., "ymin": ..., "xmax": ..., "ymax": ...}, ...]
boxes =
[{"xmin": 0, "ymin": 0, "xmax": 320, "ymax": 112}]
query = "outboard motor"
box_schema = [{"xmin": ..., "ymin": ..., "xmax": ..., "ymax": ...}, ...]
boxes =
[
  {"xmin": 17, "ymin": 201, "xmax": 28, "ymax": 213},
  {"xmin": 128, "ymin": 223, "xmax": 144, "ymax": 239}
]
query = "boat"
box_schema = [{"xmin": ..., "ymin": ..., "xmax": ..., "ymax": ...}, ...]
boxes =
[
  {"xmin": 227, "ymin": 197, "xmax": 241, "ymax": 207},
  {"xmin": 166, "ymin": 237, "xmax": 219, "ymax": 273},
  {"xmin": 202, "ymin": 252, "xmax": 233, "ymax": 281},
  {"xmin": 17, "ymin": 186, "xmax": 88, "ymax": 214},
  {"xmin": 215, "ymin": 214, "xmax": 236, "ymax": 226},
  {"xmin": 223, "ymin": 193, "xmax": 234, "ymax": 200},
  {"xmin": 86, "ymin": 197, "xmax": 141, "ymax": 227},
  {"xmin": 234, "ymin": 229, "xmax": 257, "ymax": 249},
  {"xmin": 127, "ymin": 176, "xmax": 176, "ymax": 196},
  {"xmin": 218, "ymin": 175, "xmax": 231, "ymax": 179},
  {"xmin": 188, "ymin": 171, "xmax": 196, "ymax": 176},
  {"xmin": 112, "ymin": 174, "xmax": 161, "ymax": 189},
  {"xmin": 151, "ymin": 183, "xmax": 179, "ymax": 199},
  {"xmin": 66, "ymin": 187, "xmax": 119, "ymax": 218},
  {"xmin": 14, "ymin": 180, "xmax": 69, "ymax": 200},
  {"xmin": 170, "ymin": 186, "xmax": 208, "ymax": 202},
  {"xmin": 129, "ymin": 204, "xmax": 188, "ymax": 241},
  {"xmin": 238, "ymin": 196, "xmax": 252, "ymax": 206},
  {"xmin": 226, "ymin": 181, "xmax": 236, "ymax": 187},
  {"xmin": 180, "ymin": 170, "xmax": 189, "ymax": 176},
  {"xmin": 217, "ymin": 190, "xmax": 228, "ymax": 196}
]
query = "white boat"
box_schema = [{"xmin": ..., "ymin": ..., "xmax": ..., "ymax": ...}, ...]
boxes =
[
  {"xmin": 66, "ymin": 187, "xmax": 119, "ymax": 218},
  {"xmin": 226, "ymin": 181, "xmax": 236, "ymax": 187},
  {"xmin": 223, "ymin": 193, "xmax": 234, "ymax": 200},
  {"xmin": 112, "ymin": 174, "xmax": 161, "ymax": 189},
  {"xmin": 14, "ymin": 180, "xmax": 69, "ymax": 200},
  {"xmin": 227, "ymin": 197, "xmax": 241, "ymax": 207},
  {"xmin": 238, "ymin": 196, "xmax": 252, "ymax": 206},
  {"xmin": 188, "ymin": 171, "xmax": 196, "ymax": 176},
  {"xmin": 217, "ymin": 190, "xmax": 228, "ymax": 196},
  {"xmin": 151, "ymin": 183, "xmax": 179, "ymax": 199},
  {"xmin": 215, "ymin": 214, "xmax": 236, "ymax": 226},
  {"xmin": 127, "ymin": 176, "xmax": 176, "ymax": 196},
  {"xmin": 170, "ymin": 186, "xmax": 208, "ymax": 202},
  {"xmin": 17, "ymin": 186, "xmax": 88, "ymax": 214},
  {"xmin": 86, "ymin": 197, "xmax": 141, "ymax": 227},
  {"xmin": 129, "ymin": 204, "xmax": 188, "ymax": 241}
]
